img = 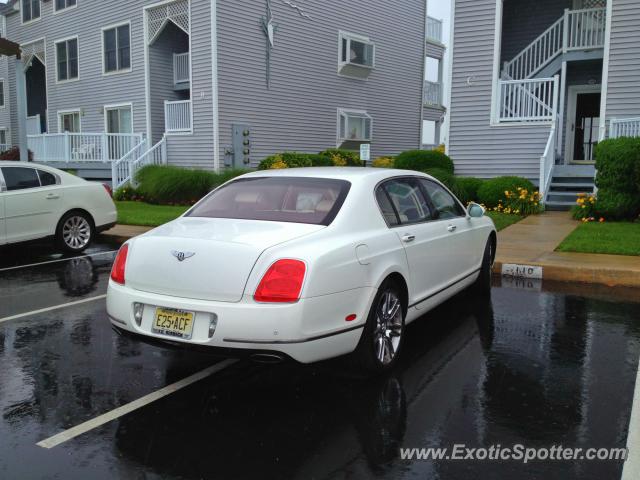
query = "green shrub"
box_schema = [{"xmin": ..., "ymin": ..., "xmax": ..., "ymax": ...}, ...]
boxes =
[
  {"xmin": 477, "ymin": 176, "xmax": 536, "ymax": 208},
  {"xmin": 372, "ymin": 157, "xmax": 395, "ymax": 168},
  {"xmin": 455, "ymin": 177, "xmax": 484, "ymax": 205},
  {"xmin": 423, "ymin": 168, "xmax": 457, "ymax": 192},
  {"xmin": 596, "ymin": 189, "xmax": 640, "ymax": 220},
  {"xmin": 114, "ymin": 185, "xmax": 140, "ymax": 201},
  {"xmin": 394, "ymin": 150, "xmax": 454, "ymax": 174},
  {"xmin": 309, "ymin": 153, "xmax": 334, "ymax": 167},
  {"xmin": 318, "ymin": 148, "xmax": 362, "ymax": 167},
  {"xmin": 258, "ymin": 152, "xmax": 314, "ymax": 170},
  {"xmin": 135, "ymin": 165, "xmax": 247, "ymax": 205},
  {"xmin": 595, "ymin": 138, "xmax": 640, "ymax": 193}
]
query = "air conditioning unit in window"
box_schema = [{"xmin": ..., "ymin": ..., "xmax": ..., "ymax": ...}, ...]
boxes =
[{"xmin": 338, "ymin": 32, "xmax": 375, "ymax": 80}]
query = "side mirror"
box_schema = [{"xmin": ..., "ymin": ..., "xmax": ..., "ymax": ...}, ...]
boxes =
[{"xmin": 467, "ymin": 202, "xmax": 485, "ymax": 218}]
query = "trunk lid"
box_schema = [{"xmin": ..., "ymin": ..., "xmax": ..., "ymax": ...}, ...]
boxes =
[{"xmin": 125, "ymin": 217, "xmax": 323, "ymax": 302}]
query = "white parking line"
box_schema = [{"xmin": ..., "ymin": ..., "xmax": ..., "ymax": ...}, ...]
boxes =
[
  {"xmin": 0, "ymin": 250, "xmax": 118, "ymax": 273},
  {"xmin": 37, "ymin": 359, "xmax": 238, "ymax": 449},
  {"xmin": 0, "ymin": 295, "xmax": 107, "ymax": 324},
  {"xmin": 622, "ymin": 354, "xmax": 640, "ymax": 480}
]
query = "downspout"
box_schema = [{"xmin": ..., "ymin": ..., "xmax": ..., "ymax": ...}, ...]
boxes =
[
  {"xmin": 210, "ymin": 0, "xmax": 221, "ymax": 171},
  {"xmin": 419, "ymin": 0, "xmax": 428, "ymax": 149},
  {"xmin": 444, "ymin": 0, "xmax": 455, "ymax": 154},
  {"xmin": 598, "ymin": 0, "xmax": 613, "ymax": 142}
]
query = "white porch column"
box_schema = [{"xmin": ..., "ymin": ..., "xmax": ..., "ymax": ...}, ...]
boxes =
[{"xmin": 15, "ymin": 57, "xmax": 28, "ymax": 162}]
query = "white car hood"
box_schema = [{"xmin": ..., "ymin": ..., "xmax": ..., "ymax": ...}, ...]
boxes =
[{"xmin": 125, "ymin": 216, "xmax": 324, "ymax": 302}]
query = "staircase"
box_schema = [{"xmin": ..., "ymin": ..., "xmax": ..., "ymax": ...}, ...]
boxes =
[{"xmin": 545, "ymin": 165, "xmax": 596, "ymax": 211}]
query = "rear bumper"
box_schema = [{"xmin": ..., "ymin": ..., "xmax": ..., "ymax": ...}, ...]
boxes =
[{"xmin": 106, "ymin": 282, "xmax": 373, "ymax": 364}]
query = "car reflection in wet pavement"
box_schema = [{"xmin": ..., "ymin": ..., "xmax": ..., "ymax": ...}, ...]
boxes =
[{"xmin": 0, "ymin": 242, "xmax": 639, "ymax": 479}]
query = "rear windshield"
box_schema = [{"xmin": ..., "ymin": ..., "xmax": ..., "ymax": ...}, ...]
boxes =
[{"xmin": 187, "ymin": 177, "xmax": 351, "ymax": 226}]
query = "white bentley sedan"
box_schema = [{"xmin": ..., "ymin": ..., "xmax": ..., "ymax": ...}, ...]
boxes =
[
  {"xmin": 107, "ymin": 168, "xmax": 496, "ymax": 372},
  {"xmin": 0, "ymin": 162, "xmax": 117, "ymax": 253}
]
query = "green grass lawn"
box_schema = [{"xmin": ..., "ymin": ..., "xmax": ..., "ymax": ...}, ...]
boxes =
[
  {"xmin": 486, "ymin": 211, "xmax": 523, "ymax": 231},
  {"xmin": 116, "ymin": 201, "xmax": 189, "ymax": 227},
  {"xmin": 557, "ymin": 221, "xmax": 640, "ymax": 256}
]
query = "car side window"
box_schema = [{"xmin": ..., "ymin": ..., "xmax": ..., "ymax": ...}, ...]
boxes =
[
  {"xmin": 375, "ymin": 187, "xmax": 400, "ymax": 226},
  {"xmin": 381, "ymin": 178, "xmax": 433, "ymax": 225},
  {"xmin": 38, "ymin": 170, "xmax": 57, "ymax": 187},
  {"xmin": 420, "ymin": 179, "xmax": 466, "ymax": 219},
  {"xmin": 1, "ymin": 167, "xmax": 41, "ymax": 191}
]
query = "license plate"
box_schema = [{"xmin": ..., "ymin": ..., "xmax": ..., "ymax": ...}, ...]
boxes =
[{"xmin": 153, "ymin": 308, "xmax": 195, "ymax": 339}]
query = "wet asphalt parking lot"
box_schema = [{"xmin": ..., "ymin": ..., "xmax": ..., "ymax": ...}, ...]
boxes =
[{"xmin": 1, "ymin": 237, "xmax": 639, "ymax": 480}]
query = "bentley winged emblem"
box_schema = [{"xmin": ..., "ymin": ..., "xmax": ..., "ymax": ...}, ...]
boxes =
[{"xmin": 171, "ymin": 250, "xmax": 196, "ymax": 262}]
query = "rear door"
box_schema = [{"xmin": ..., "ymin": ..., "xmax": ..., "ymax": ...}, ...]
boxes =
[
  {"xmin": 418, "ymin": 178, "xmax": 477, "ymax": 279},
  {"xmin": 1, "ymin": 166, "xmax": 63, "ymax": 243},
  {"xmin": 379, "ymin": 178, "xmax": 453, "ymax": 306}
]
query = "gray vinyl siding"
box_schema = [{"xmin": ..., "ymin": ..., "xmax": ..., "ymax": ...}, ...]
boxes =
[
  {"xmin": 501, "ymin": 0, "xmax": 571, "ymax": 64},
  {"xmin": 604, "ymin": 0, "xmax": 640, "ymax": 125},
  {"xmin": 216, "ymin": 0, "xmax": 425, "ymax": 166},
  {"xmin": 448, "ymin": 0, "xmax": 551, "ymax": 180},
  {"xmin": 164, "ymin": 0, "xmax": 215, "ymax": 169},
  {"xmin": 0, "ymin": 55, "xmax": 12, "ymax": 142},
  {"xmin": 5, "ymin": 0, "xmax": 148, "ymax": 143},
  {"xmin": 426, "ymin": 42, "xmax": 445, "ymax": 60}
]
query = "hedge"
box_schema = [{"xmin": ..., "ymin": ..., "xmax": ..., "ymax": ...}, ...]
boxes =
[
  {"xmin": 477, "ymin": 176, "xmax": 536, "ymax": 208},
  {"xmin": 258, "ymin": 149, "xmax": 362, "ymax": 170},
  {"xmin": 134, "ymin": 165, "xmax": 247, "ymax": 205},
  {"xmin": 394, "ymin": 150, "xmax": 454, "ymax": 174},
  {"xmin": 594, "ymin": 138, "xmax": 640, "ymax": 220},
  {"xmin": 455, "ymin": 177, "xmax": 485, "ymax": 205}
]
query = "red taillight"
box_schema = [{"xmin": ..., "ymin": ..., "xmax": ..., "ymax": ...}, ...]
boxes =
[
  {"xmin": 103, "ymin": 183, "xmax": 113, "ymax": 197},
  {"xmin": 254, "ymin": 259, "xmax": 306, "ymax": 303},
  {"xmin": 110, "ymin": 244, "xmax": 129, "ymax": 285}
]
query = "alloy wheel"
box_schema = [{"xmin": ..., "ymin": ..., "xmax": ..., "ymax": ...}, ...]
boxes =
[
  {"xmin": 62, "ymin": 215, "xmax": 91, "ymax": 250},
  {"xmin": 374, "ymin": 291, "xmax": 403, "ymax": 365}
]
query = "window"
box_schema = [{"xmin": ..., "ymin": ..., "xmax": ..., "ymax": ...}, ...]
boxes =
[
  {"xmin": 103, "ymin": 24, "xmax": 131, "ymax": 73},
  {"xmin": 338, "ymin": 109, "xmax": 372, "ymax": 143},
  {"xmin": 381, "ymin": 178, "xmax": 433, "ymax": 224},
  {"xmin": 375, "ymin": 187, "xmax": 400, "ymax": 227},
  {"xmin": 105, "ymin": 105, "xmax": 133, "ymax": 134},
  {"xmin": 422, "ymin": 120, "xmax": 438, "ymax": 146},
  {"xmin": 37, "ymin": 170, "xmax": 58, "ymax": 186},
  {"xmin": 22, "ymin": 0, "xmax": 40, "ymax": 23},
  {"xmin": 0, "ymin": 129, "xmax": 7, "ymax": 148},
  {"xmin": 0, "ymin": 80, "xmax": 5, "ymax": 108},
  {"xmin": 1, "ymin": 167, "xmax": 40, "ymax": 191},
  {"xmin": 56, "ymin": 38, "xmax": 79, "ymax": 82},
  {"xmin": 59, "ymin": 111, "xmax": 81, "ymax": 133},
  {"xmin": 338, "ymin": 32, "xmax": 375, "ymax": 79},
  {"xmin": 188, "ymin": 177, "xmax": 351, "ymax": 226},
  {"xmin": 420, "ymin": 179, "xmax": 466, "ymax": 219},
  {"xmin": 55, "ymin": 0, "xmax": 77, "ymax": 12}
]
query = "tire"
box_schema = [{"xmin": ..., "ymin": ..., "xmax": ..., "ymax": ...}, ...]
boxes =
[
  {"xmin": 473, "ymin": 237, "xmax": 494, "ymax": 295},
  {"xmin": 55, "ymin": 211, "xmax": 94, "ymax": 253},
  {"xmin": 352, "ymin": 280, "xmax": 406, "ymax": 374}
]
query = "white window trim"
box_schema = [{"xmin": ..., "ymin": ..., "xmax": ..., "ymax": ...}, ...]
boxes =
[
  {"xmin": 336, "ymin": 108, "xmax": 373, "ymax": 145},
  {"xmin": 57, "ymin": 108, "xmax": 82, "ymax": 133},
  {"xmin": 337, "ymin": 31, "xmax": 376, "ymax": 76},
  {"xmin": 53, "ymin": 0, "xmax": 78, "ymax": 15},
  {"xmin": 103, "ymin": 102, "xmax": 134, "ymax": 134},
  {"xmin": 0, "ymin": 127, "xmax": 9, "ymax": 147},
  {"xmin": 0, "ymin": 78, "xmax": 6, "ymax": 109},
  {"xmin": 21, "ymin": 0, "xmax": 42, "ymax": 26},
  {"xmin": 54, "ymin": 35, "xmax": 80, "ymax": 84},
  {"xmin": 101, "ymin": 21, "xmax": 133, "ymax": 76}
]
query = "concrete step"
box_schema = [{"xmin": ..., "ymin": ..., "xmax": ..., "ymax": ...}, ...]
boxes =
[
  {"xmin": 553, "ymin": 165, "xmax": 596, "ymax": 177},
  {"xmin": 549, "ymin": 182, "xmax": 594, "ymax": 190},
  {"xmin": 545, "ymin": 201, "xmax": 576, "ymax": 211}
]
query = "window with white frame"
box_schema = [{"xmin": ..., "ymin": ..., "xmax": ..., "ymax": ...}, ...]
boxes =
[
  {"xmin": 338, "ymin": 32, "xmax": 375, "ymax": 79},
  {"xmin": 105, "ymin": 105, "xmax": 133, "ymax": 134},
  {"xmin": 0, "ymin": 80, "xmax": 5, "ymax": 108},
  {"xmin": 22, "ymin": 0, "xmax": 40, "ymax": 23},
  {"xmin": 56, "ymin": 38, "xmax": 79, "ymax": 82},
  {"xmin": 59, "ymin": 111, "xmax": 81, "ymax": 133},
  {"xmin": 0, "ymin": 129, "xmax": 7, "ymax": 149},
  {"xmin": 55, "ymin": 0, "xmax": 77, "ymax": 12},
  {"xmin": 338, "ymin": 109, "xmax": 372, "ymax": 143},
  {"xmin": 103, "ymin": 24, "xmax": 131, "ymax": 73}
]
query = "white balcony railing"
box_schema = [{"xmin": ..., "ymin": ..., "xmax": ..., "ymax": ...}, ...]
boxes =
[
  {"xmin": 610, "ymin": 117, "xmax": 640, "ymax": 139},
  {"xmin": 27, "ymin": 133, "xmax": 144, "ymax": 163},
  {"xmin": 498, "ymin": 76, "xmax": 559, "ymax": 123},
  {"xmin": 424, "ymin": 81, "xmax": 442, "ymax": 107},
  {"xmin": 566, "ymin": 8, "xmax": 606, "ymax": 51},
  {"xmin": 540, "ymin": 116, "xmax": 558, "ymax": 200},
  {"xmin": 173, "ymin": 52, "xmax": 190, "ymax": 86},
  {"xmin": 165, "ymin": 100, "xmax": 192, "ymax": 133},
  {"xmin": 112, "ymin": 135, "xmax": 167, "ymax": 189},
  {"xmin": 426, "ymin": 16, "xmax": 443, "ymax": 44}
]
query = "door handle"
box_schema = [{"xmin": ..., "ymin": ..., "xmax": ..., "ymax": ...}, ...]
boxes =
[
  {"xmin": 46, "ymin": 194, "xmax": 60, "ymax": 200},
  {"xmin": 402, "ymin": 234, "xmax": 416, "ymax": 243},
  {"xmin": 447, "ymin": 225, "xmax": 457, "ymax": 232}
]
